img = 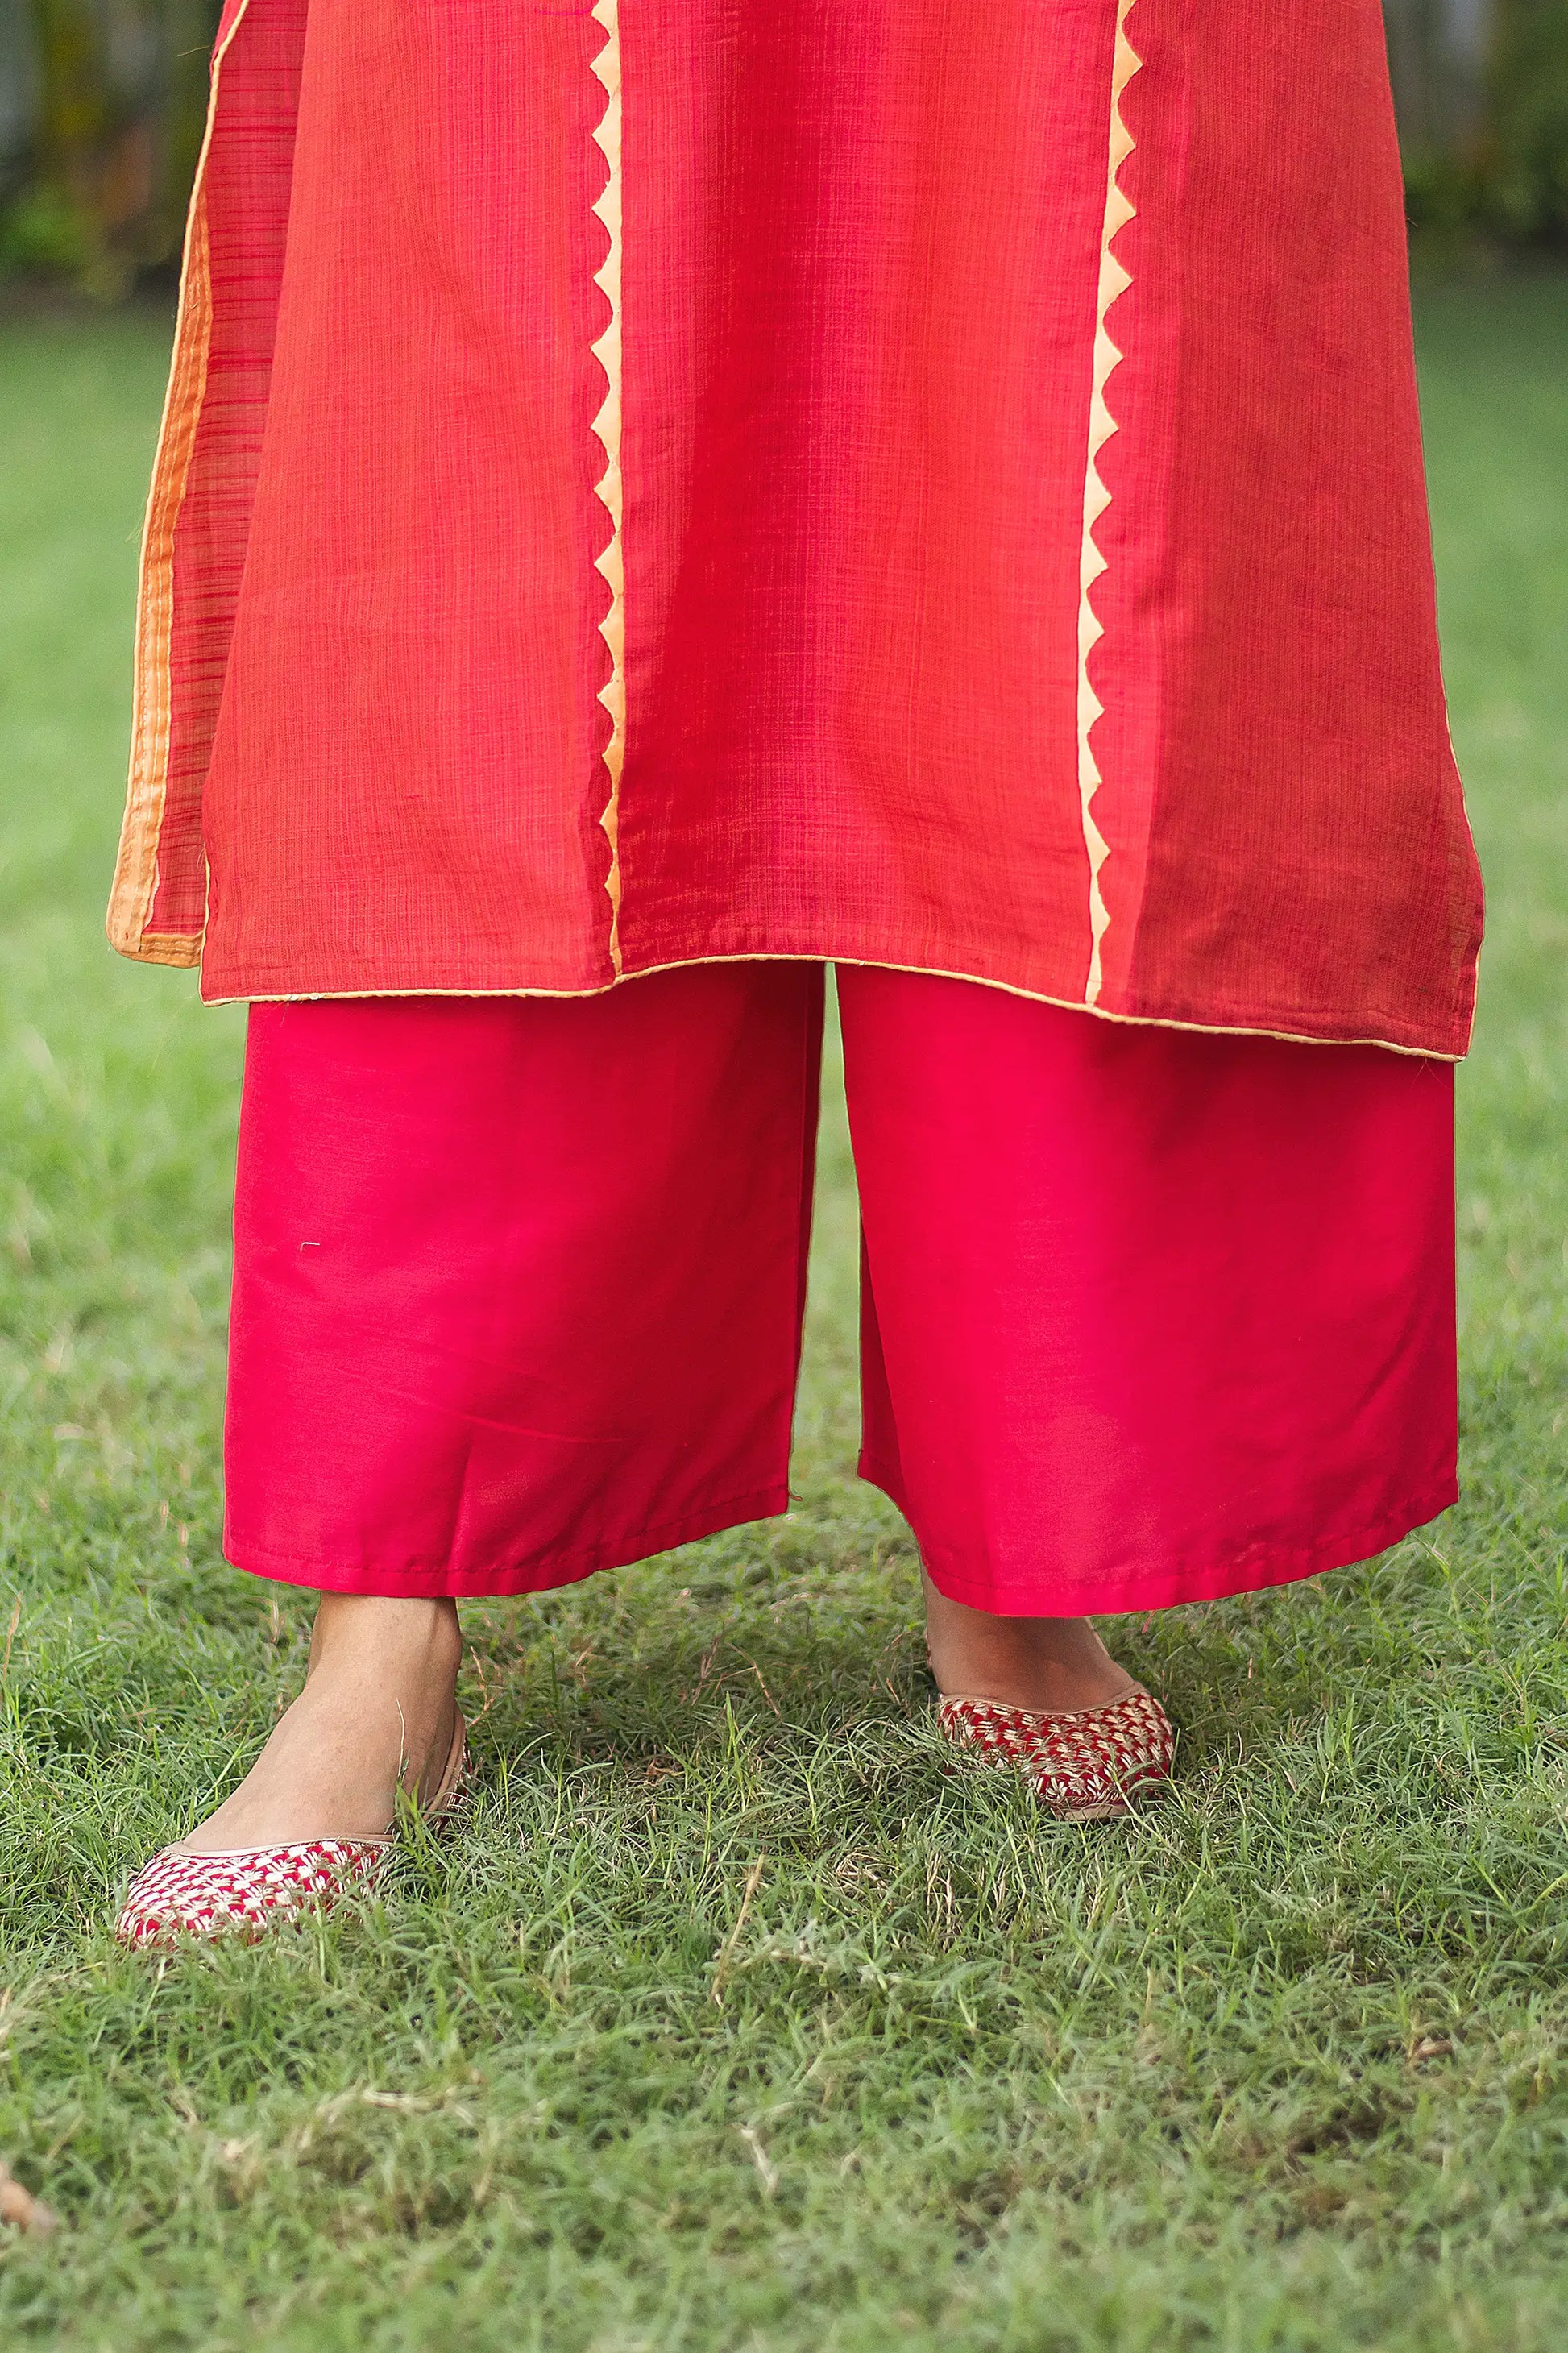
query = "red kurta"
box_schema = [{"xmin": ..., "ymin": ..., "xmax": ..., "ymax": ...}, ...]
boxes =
[{"xmin": 109, "ymin": 0, "xmax": 1483, "ymax": 1057}]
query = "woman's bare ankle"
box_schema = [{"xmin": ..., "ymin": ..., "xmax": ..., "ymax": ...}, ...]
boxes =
[
  {"xmin": 921, "ymin": 1571, "xmax": 1135, "ymax": 1713},
  {"xmin": 180, "ymin": 1593, "xmax": 463, "ymax": 1853},
  {"xmin": 305, "ymin": 1591, "xmax": 462, "ymax": 1679}
]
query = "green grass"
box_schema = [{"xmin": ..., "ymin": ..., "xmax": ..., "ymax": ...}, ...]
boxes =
[{"xmin": 0, "ymin": 280, "xmax": 1566, "ymax": 2351}]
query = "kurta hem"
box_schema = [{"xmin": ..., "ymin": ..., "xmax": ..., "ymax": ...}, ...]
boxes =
[{"xmin": 197, "ymin": 944, "xmax": 1473, "ymax": 1063}]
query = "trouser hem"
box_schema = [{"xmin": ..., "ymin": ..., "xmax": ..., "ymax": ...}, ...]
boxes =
[
  {"xmin": 858, "ymin": 1456, "xmax": 1458, "ymax": 1616},
  {"xmin": 223, "ymin": 1484, "xmax": 791, "ymax": 1600}
]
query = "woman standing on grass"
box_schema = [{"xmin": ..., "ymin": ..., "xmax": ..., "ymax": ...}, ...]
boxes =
[{"xmin": 110, "ymin": 0, "xmax": 1481, "ymax": 1943}]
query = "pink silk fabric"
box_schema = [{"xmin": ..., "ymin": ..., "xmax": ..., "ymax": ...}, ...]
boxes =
[
  {"xmin": 110, "ymin": 0, "xmax": 1483, "ymax": 1058},
  {"xmin": 224, "ymin": 965, "xmax": 1458, "ymax": 1609}
]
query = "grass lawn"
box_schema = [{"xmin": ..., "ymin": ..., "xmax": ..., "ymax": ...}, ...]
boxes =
[{"xmin": 0, "ymin": 276, "xmax": 1565, "ymax": 2351}]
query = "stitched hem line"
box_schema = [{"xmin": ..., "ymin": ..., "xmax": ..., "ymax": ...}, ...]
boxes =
[
  {"xmin": 222, "ymin": 1484, "xmax": 790, "ymax": 1600},
  {"xmin": 201, "ymin": 946, "xmax": 1470, "ymax": 1061},
  {"xmin": 857, "ymin": 1459, "xmax": 1458, "ymax": 1616}
]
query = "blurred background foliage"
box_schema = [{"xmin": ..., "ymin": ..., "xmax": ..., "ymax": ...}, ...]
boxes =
[
  {"xmin": 1, "ymin": 2, "xmax": 220, "ymax": 297},
  {"xmin": 1392, "ymin": 0, "xmax": 1568, "ymax": 237},
  {"xmin": 0, "ymin": 0, "xmax": 1566, "ymax": 299}
]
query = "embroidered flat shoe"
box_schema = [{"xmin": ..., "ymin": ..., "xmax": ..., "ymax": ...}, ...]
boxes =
[
  {"xmin": 936, "ymin": 1686, "xmax": 1175, "ymax": 1820},
  {"xmin": 114, "ymin": 1712, "xmax": 470, "ymax": 1948}
]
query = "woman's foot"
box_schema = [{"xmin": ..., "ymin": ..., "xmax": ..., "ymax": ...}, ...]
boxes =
[
  {"xmin": 921, "ymin": 1571, "xmax": 1135, "ymax": 1715},
  {"xmin": 178, "ymin": 1594, "xmax": 463, "ymax": 1853}
]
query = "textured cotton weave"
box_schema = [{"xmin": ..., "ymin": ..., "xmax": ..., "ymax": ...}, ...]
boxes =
[{"xmin": 110, "ymin": 0, "xmax": 1483, "ymax": 1056}]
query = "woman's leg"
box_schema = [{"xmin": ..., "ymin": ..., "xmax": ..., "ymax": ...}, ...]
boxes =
[
  {"xmin": 182, "ymin": 1595, "xmax": 463, "ymax": 1851},
  {"xmin": 837, "ymin": 965, "xmax": 1457, "ymax": 1712},
  {"xmin": 186, "ymin": 964, "xmax": 823, "ymax": 1848},
  {"xmin": 916, "ymin": 1571, "xmax": 1133, "ymax": 1713}
]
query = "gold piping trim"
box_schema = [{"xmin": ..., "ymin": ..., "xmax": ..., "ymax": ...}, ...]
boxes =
[
  {"xmin": 1076, "ymin": 0, "xmax": 1142, "ymax": 1008},
  {"xmin": 209, "ymin": 951, "xmax": 1463, "ymax": 1060},
  {"xmin": 105, "ymin": 0, "xmax": 253, "ymax": 966},
  {"xmin": 589, "ymin": 0, "xmax": 626, "ymax": 975}
]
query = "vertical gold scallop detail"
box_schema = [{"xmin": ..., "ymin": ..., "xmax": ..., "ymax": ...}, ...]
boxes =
[
  {"xmin": 1076, "ymin": 0, "xmax": 1142, "ymax": 1008},
  {"xmin": 589, "ymin": 0, "xmax": 626, "ymax": 973}
]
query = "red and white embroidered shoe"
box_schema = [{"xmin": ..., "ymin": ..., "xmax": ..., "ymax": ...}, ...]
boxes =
[
  {"xmin": 936, "ymin": 1686, "xmax": 1176, "ymax": 1820},
  {"xmin": 115, "ymin": 1713, "xmax": 469, "ymax": 1948}
]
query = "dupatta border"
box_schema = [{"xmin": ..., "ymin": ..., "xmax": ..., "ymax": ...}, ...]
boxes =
[{"xmin": 106, "ymin": 0, "xmax": 255, "ymax": 968}]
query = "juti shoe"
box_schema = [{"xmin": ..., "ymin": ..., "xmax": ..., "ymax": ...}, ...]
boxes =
[
  {"xmin": 936, "ymin": 1686, "xmax": 1175, "ymax": 1820},
  {"xmin": 115, "ymin": 1712, "xmax": 469, "ymax": 1948}
]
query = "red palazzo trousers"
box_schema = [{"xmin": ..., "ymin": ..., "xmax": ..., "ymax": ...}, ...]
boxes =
[{"xmin": 224, "ymin": 965, "xmax": 1458, "ymax": 1616}]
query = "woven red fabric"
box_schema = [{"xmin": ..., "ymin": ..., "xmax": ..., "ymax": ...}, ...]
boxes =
[
  {"xmin": 109, "ymin": 1, "xmax": 1482, "ymax": 1056},
  {"xmin": 115, "ymin": 1838, "xmax": 387, "ymax": 1946},
  {"xmin": 937, "ymin": 1689, "xmax": 1177, "ymax": 1820}
]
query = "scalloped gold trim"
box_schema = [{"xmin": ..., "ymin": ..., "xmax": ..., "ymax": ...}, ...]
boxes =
[
  {"xmin": 106, "ymin": 0, "xmax": 253, "ymax": 968},
  {"xmin": 1076, "ymin": 0, "xmax": 1143, "ymax": 1009},
  {"xmin": 589, "ymin": 0, "xmax": 626, "ymax": 975}
]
